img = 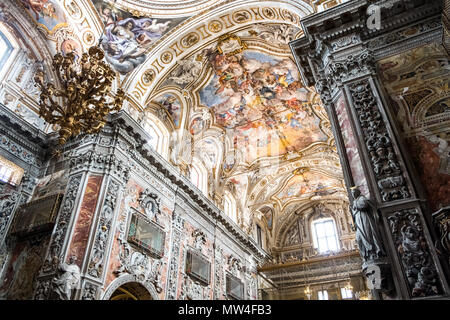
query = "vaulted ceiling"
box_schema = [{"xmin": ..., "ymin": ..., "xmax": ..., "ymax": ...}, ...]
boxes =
[{"xmin": 0, "ymin": 0, "xmax": 348, "ymax": 248}]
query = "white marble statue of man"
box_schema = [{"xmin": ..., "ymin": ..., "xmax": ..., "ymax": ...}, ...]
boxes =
[
  {"xmin": 52, "ymin": 255, "xmax": 81, "ymax": 300},
  {"xmin": 350, "ymin": 187, "xmax": 385, "ymax": 261}
]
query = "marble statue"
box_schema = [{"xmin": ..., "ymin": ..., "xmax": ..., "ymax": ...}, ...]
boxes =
[{"xmin": 52, "ymin": 256, "xmax": 81, "ymax": 300}]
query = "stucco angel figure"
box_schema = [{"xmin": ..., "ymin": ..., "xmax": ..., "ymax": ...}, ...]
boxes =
[
  {"xmin": 52, "ymin": 256, "xmax": 81, "ymax": 300},
  {"xmin": 350, "ymin": 186, "xmax": 386, "ymax": 261}
]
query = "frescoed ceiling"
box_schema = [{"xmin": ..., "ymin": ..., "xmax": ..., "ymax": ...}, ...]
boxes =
[{"xmin": 0, "ymin": 0, "xmax": 348, "ymax": 244}]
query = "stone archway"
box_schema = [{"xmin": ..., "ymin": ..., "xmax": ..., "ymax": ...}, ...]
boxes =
[
  {"xmin": 102, "ymin": 274, "xmax": 159, "ymax": 300},
  {"xmin": 109, "ymin": 282, "xmax": 153, "ymax": 300}
]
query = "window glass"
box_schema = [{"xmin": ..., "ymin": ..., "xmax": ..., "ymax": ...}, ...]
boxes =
[
  {"xmin": 257, "ymin": 225, "xmax": 262, "ymax": 247},
  {"xmin": 0, "ymin": 32, "xmax": 12, "ymax": 69},
  {"xmin": 0, "ymin": 155, "xmax": 24, "ymax": 186},
  {"xmin": 318, "ymin": 290, "xmax": 328, "ymax": 300},
  {"xmin": 341, "ymin": 287, "xmax": 353, "ymax": 299},
  {"xmin": 313, "ymin": 219, "xmax": 339, "ymax": 253}
]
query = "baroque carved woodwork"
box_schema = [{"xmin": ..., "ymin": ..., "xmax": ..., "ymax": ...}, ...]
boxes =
[
  {"xmin": 388, "ymin": 209, "xmax": 442, "ymax": 297},
  {"xmin": 348, "ymin": 80, "xmax": 410, "ymax": 202}
]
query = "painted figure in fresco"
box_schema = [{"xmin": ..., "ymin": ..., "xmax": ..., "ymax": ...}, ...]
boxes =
[
  {"xmin": 98, "ymin": 4, "xmax": 173, "ymax": 74},
  {"xmin": 157, "ymin": 95, "xmax": 181, "ymax": 127},
  {"xmin": 200, "ymin": 49, "xmax": 324, "ymax": 162},
  {"xmin": 22, "ymin": 0, "xmax": 47, "ymax": 20},
  {"xmin": 52, "ymin": 255, "xmax": 80, "ymax": 300},
  {"xmin": 20, "ymin": 0, "xmax": 64, "ymax": 31},
  {"xmin": 350, "ymin": 187, "xmax": 386, "ymax": 261}
]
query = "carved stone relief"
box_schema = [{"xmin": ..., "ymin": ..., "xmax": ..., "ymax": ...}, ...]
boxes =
[
  {"xmin": 138, "ymin": 189, "xmax": 161, "ymax": 223},
  {"xmin": 115, "ymin": 239, "xmax": 163, "ymax": 293},
  {"xmin": 166, "ymin": 210, "xmax": 184, "ymax": 300},
  {"xmin": 0, "ymin": 185, "xmax": 20, "ymax": 244},
  {"xmin": 81, "ymin": 282, "xmax": 99, "ymax": 300},
  {"xmin": 227, "ymin": 255, "xmax": 242, "ymax": 278}
]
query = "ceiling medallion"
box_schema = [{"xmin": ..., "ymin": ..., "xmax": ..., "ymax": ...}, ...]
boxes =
[{"xmin": 35, "ymin": 46, "xmax": 125, "ymax": 154}]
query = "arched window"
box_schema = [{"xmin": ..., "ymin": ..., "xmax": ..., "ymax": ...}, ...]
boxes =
[
  {"xmin": 190, "ymin": 158, "xmax": 207, "ymax": 195},
  {"xmin": 0, "ymin": 25, "xmax": 17, "ymax": 81},
  {"xmin": 142, "ymin": 114, "xmax": 169, "ymax": 159},
  {"xmin": 0, "ymin": 32, "xmax": 11, "ymax": 67},
  {"xmin": 311, "ymin": 218, "xmax": 339, "ymax": 254},
  {"xmin": 256, "ymin": 224, "xmax": 263, "ymax": 247},
  {"xmin": 223, "ymin": 191, "xmax": 237, "ymax": 223},
  {"xmin": 0, "ymin": 155, "xmax": 24, "ymax": 186}
]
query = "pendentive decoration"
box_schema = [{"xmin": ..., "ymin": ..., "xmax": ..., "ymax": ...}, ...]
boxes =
[{"xmin": 34, "ymin": 46, "xmax": 125, "ymax": 154}]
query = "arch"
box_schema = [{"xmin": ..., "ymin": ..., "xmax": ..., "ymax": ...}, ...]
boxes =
[
  {"xmin": 274, "ymin": 200, "xmax": 349, "ymax": 248},
  {"xmin": 102, "ymin": 274, "xmax": 159, "ymax": 300}
]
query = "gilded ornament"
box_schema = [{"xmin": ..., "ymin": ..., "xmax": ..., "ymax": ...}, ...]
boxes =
[{"xmin": 34, "ymin": 46, "xmax": 124, "ymax": 154}]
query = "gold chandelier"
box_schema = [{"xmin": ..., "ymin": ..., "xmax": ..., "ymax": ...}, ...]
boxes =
[{"xmin": 34, "ymin": 46, "xmax": 124, "ymax": 153}]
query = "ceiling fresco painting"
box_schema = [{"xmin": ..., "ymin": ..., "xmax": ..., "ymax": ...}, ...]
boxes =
[
  {"xmin": 275, "ymin": 171, "xmax": 342, "ymax": 203},
  {"xmin": 93, "ymin": 0, "xmax": 185, "ymax": 74},
  {"xmin": 199, "ymin": 48, "xmax": 328, "ymax": 163},
  {"xmin": 152, "ymin": 93, "xmax": 182, "ymax": 128},
  {"xmin": 18, "ymin": 0, "xmax": 67, "ymax": 34}
]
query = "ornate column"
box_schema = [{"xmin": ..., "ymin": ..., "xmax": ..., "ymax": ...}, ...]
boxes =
[
  {"xmin": 290, "ymin": 0, "xmax": 449, "ymax": 299},
  {"xmin": 33, "ymin": 129, "xmax": 130, "ymax": 300}
]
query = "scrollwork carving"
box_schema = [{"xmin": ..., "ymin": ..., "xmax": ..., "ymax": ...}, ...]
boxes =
[
  {"xmin": 227, "ymin": 255, "xmax": 242, "ymax": 277},
  {"xmin": 70, "ymin": 151, "xmax": 130, "ymax": 182},
  {"xmin": 115, "ymin": 238, "xmax": 163, "ymax": 293},
  {"xmin": 326, "ymin": 50, "xmax": 375, "ymax": 85},
  {"xmin": 0, "ymin": 186, "xmax": 20, "ymax": 243},
  {"xmin": 192, "ymin": 229, "xmax": 206, "ymax": 251}
]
